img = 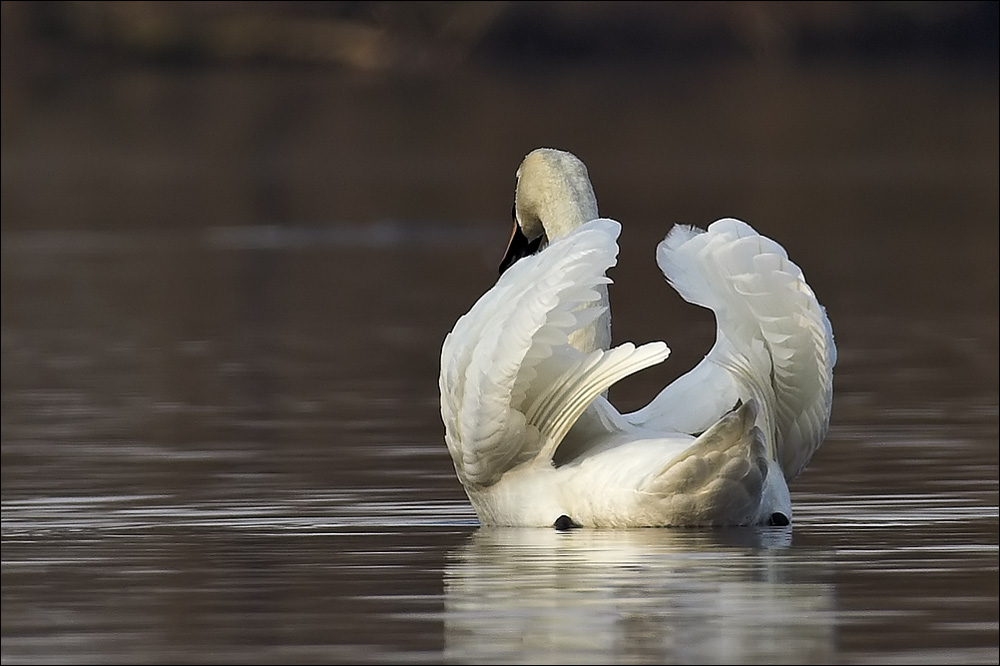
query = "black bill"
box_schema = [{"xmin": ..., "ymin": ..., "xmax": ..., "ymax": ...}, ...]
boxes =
[{"xmin": 499, "ymin": 222, "xmax": 543, "ymax": 275}]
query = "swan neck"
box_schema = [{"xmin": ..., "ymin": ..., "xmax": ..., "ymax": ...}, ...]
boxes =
[{"xmin": 515, "ymin": 149, "xmax": 609, "ymax": 353}]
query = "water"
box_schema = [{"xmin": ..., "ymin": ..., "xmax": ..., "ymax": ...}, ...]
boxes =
[{"xmin": 2, "ymin": 61, "xmax": 998, "ymax": 663}]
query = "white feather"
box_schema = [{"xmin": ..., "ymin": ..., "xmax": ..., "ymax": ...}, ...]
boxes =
[
  {"xmin": 439, "ymin": 149, "xmax": 835, "ymax": 526},
  {"xmin": 635, "ymin": 217, "xmax": 836, "ymax": 481}
]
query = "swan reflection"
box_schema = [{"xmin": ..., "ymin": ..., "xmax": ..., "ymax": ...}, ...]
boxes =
[{"xmin": 444, "ymin": 527, "xmax": 834, "ymax": 664}]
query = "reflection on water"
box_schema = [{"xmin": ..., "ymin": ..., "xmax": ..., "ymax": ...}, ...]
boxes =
[
  {"xmin": 2, "ymin": 491, "xmax": 995, "ymax": 664},
  {"xmin": 445, "ymin": 527, "xmax": 836, "ymax": 665}
]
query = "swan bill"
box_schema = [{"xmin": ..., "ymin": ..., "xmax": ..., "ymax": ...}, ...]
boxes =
[{"xmin": 499, "ymin": 222, "xmax": 544, "ymax": 275}]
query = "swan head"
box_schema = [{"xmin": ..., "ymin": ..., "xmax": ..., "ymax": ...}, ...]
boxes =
[{"xmin": 500, "ymin": 148, "xmax": 599, "ymax": 274}]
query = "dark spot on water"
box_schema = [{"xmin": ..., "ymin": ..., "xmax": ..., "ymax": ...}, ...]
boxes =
[
  {"xmin": 768, "ymin": 512, "xmax": 790, "ymax": 526},
  {"xmin": 554, "ymin": 514, "xmax": 579, "ymax": 530}
]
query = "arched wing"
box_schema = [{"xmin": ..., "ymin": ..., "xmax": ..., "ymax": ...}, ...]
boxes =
[
  {"xmin": 440, "ymin": 218, "xmax": 669, "ymax": 488},
  {"xmin": 628, "ymin": 218, "xmax": 836, "ymax": 482}
]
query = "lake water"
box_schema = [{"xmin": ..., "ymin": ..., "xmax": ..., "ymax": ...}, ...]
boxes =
[{"xmin": 2, "ymin": 60, "xmax": 998, "ymax": 664}]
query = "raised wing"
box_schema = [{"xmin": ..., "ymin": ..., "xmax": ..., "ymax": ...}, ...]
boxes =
[
  {"xmin": 628, "ymin": 218, "xmax": 836, "ymax": 482},
  {"xmin": 440, "ymin": 218, "xmax": 669, "ymax": 488}
]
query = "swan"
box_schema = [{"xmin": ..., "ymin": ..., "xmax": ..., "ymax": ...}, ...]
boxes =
[{"xmin": 439, "ymin": 148, "xmax": 835, "ymax": 528}]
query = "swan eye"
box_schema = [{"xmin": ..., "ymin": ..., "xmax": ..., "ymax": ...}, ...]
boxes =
[{"xmin": 526, "ymin": 234, "xmax": 543, "ymax": 254}]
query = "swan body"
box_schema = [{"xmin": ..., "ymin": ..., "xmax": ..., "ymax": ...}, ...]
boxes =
[{"xmin": 439, "ymin": 148, "xmax": 835, "ymax": 527}]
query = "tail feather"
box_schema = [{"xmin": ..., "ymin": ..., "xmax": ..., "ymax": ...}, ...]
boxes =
[{"xmin": 647, "ymin": 400, "xmax": 769, "ymax": 526}]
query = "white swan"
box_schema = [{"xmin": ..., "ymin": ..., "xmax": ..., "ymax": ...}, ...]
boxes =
[{"xmin": 439, "ymin": 148, "xmax": 835, "ymax": 528}]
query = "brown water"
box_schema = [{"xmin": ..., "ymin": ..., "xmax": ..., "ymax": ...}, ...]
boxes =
[{"xmin": 2, "ymin": 61, "xmax": 998, "ymax": 664}]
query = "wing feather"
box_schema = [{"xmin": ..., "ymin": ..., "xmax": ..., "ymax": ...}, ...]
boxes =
[
  {"xmin": 440, "ymin": 218, "xmax": 669, "ymax": 488},
  {"xmin": 629, "ymin": 218, "xmax": 835, "ymax": 482}
]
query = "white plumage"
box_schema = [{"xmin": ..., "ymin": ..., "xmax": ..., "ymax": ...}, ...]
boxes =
[{"xmin": 439, "ymin": 148, "xmax": 835, "ymax": 527}]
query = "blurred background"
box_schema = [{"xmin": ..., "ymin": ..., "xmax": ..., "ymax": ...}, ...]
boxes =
[
  {"xmin": 3, "ymin": 0, "xmax": 997, "ymax": 407},
  {"xmin": 2, "ymin": 2, "xmax": 998, "ymax": 664},
  {"xmin": 3, "ymin": 1, "xmax": 997, "ymax": 231}
]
